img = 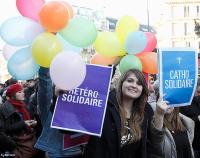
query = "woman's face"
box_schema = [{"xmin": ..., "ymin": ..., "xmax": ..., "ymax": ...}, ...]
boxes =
[
  {"xmin": 15, "ymin": 90, "xmax": 25, "ymax": 101},
  {"xmin": 122, "ymin": 73, "xmax": 143, "ymax": 99}
]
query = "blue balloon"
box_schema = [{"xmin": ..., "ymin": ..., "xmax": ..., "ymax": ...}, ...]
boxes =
[
  {"xmin": 125, "ymin": 31, "xmax": 147, "ymax": 54},
  {"xmin": 56, "ymin": 34, "xmax": 82, "ymax": 53},
  {"xmin": 0, "ymin": 16, "xmax": 44, "ymax": 46},
  {"xmin": 7, "ymin": 46, "xmax": 39, "ymax": 80}
]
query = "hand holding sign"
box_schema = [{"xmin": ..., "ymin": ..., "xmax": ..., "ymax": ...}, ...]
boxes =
[
  {"xmin": 156, "ymin": 94, "xmax": 170, "ymax": 116},
  {"xmin": 154, "ymin": 94, "xmax": 170, "ymax": 130}
]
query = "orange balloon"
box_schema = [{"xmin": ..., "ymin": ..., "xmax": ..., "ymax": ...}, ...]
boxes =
[
  {"xmin": 90, "ymin": 53, "xmax": 119, "ymax": 66},
  {"xmin": 61, "ymin": 1, "xmax": 74, "ymax": 18},
  {"xmin": 39, "ymin": 1, "xmax": 69, "ymax": 32},
  {"xmin": 137, "ymin": 52, "xmax": 158, "ymax": 74}
]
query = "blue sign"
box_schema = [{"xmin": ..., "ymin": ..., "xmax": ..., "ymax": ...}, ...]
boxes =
[
  {"xmin": 159, "ymin": 48, "xmax": 198, "ymax": 107},
  {"xmin": 51, "ymin": 64, "xmax": 113, "ymax": 136}
]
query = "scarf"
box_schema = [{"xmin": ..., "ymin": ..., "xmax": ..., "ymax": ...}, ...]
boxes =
[{"xmin": 8, "ymin": 99, "xmax": 30, "ymax": 120}]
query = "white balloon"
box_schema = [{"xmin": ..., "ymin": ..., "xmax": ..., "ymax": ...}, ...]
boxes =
[
  {"xmin": 3, "ymin": 44, "xmax": 21, "ymax": 60},
  {"xmin": 50, "ymin": 51, "xmax": 86, "ymax": 90}
]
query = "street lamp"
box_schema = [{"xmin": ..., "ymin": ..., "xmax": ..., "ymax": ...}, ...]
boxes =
[{"xmin": 146, "ymin": 0, "xmax": 150, "ymax": 32}]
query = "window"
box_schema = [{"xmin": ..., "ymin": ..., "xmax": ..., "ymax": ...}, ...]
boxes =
[
  {"xmin": 184, "ymin": 6, "xmax": 186, "ymax": 17},
  {"xmin": 197, "ymin": 6, "xmax": 199, "ymax": 17},
  {"xmin": 184, "ymin": 6, "xmax": 189, "ymax": 17},
  {"xmin": 171, "ymin": 6, "xmax": 174, "ymax": 18},
  {"xmin": 172, "ymin": 23, "xmax": 175, "ymax": 35},
  {"xmin": 184, "ymin": 23, "xmax": 188, "ymax": 35},
  {"xmin": 185, "ymin": 41, "xmax": 190, "ymax": 47},
  {"xmin": 172, "ymin": 41, "xmax": 175, "ymax": 47}
]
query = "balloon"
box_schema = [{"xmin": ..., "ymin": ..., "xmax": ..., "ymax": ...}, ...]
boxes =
[
  {"xmin": 56, "ymin": 34, "xmax": 82, "ymax": 53},
  {"xmin": 16, "ymin": 0, "xmax": 45, "ymax": 21},
  {"xmin": 119, "ymin": 55, "xmax": 142, "ymax": 74},
  {"xmin": 93, "ymin": 32, "xmax": 125, "ymax": 57},
  {"xmin": 3, "ymin": 44, "xmax": 22, "ymax": 60},
  {"xmin": 32, "ymin": 33, "xmax": 62, "ymax": 68},
  {"xmin": 61, "ymin": 1, "xmax": 74, "ymax": 18},
  {"xmin": 90, "ymin": 53, "xmax": 119, "ymax": 66},
  {"xmin": 50, "ymin": 51, "xmax": 86, "ymax": 90},
  {"xmin": 125, "ymin": 31, "xmax": 147, "ymax": 54},
  {"xmin": 7, "ymin": 47, "xmax": 39, "ymax": 80},
  {"xmin": 39, "ymin": 1, "xmax": 69, "ymax": 32},
  {"xmin": 59, "ymin": 16, "xmax": 97, "ymax": 47},
  {"xmin": 0, "ymin": 16, "xmax": 44, "ymax": 46},
  {"xmin": 141, "ymin": 32, "xmax": 157, "ymax": 52},
  {"xmin": 137, "ymin": 52, "xmax": 158, "ymax": 74},
  {"xmin": 116, "ymin": 16, "xmax": 139, "ymax": 44}
]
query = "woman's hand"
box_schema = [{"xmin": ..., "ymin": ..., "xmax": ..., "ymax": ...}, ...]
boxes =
[
  {"xmin": 153, "ymin": 94, "xmax": 170, "ymax": 130},
  {"xmin": 54, "ymin": 86, "xmax": 66, "ymax": 96},
  {"xmin": 156, "ymin": 94, "xmax": 170, "ymax": 116}
]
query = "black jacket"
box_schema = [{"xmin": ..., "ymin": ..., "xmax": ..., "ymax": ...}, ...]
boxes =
[
  {"xmin": 83, "ymin": 90, "xmax": 153, "ymax": 158},
  {"xmin": 0, "ymin": 101, "xmax": 26, "ymax": 136},
  {"xmin": 0, "ymin": 131, "xmax": 16, "ymax": 152},
  {"xmin": 180, "ymin": 96, "xmax": 200, "ymax": 150},
  {"xmin": 0, "ymin": 102, "xmax": 27, "ymax": 152}
]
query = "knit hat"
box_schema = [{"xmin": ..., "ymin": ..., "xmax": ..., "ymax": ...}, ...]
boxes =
[{"xmin": 6, "ymin": 83, "xmax": 23, "ymax": 97}]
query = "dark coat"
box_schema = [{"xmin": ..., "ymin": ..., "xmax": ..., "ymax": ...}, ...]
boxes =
[
  {"xmin": 24, "ymin": 87, "xmax": 35, "ymax": 105},
  {"xmin": 180, "ymin": 96, "xmax": 200, "ymax": 150},
  {"xmin": 83, "ymin": 90, "xmax": 153, "ymax": 158},
  {"xmin": 0, "ymin": 102, "xmax": 27, "ymax": 152},
  {"xmin": 0, "ymin": 101, "xmax": 26, "ymax": 136},
  {"xmin": 0, "ymin": 131, "xmax": 16, "ymax": 152}
]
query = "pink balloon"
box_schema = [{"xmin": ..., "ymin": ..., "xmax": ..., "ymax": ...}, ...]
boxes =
[
  {"xmin": 142, "ymin": 32, "xmax": 157, "ymax": 52},
  {"xmin": 16, "ymin": 0, "xmax": 45, "ymax": 21}
]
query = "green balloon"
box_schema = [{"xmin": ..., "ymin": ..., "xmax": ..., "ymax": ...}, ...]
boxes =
[
  {"xmin": 59, "ymin": 16, "xmax": 97, "ymax": 47},
  {"xmin": 119, "ymin": 55, "xmax": 142, "ymax": 74}
]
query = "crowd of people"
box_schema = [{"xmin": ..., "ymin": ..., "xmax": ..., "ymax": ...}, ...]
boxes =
[{"xmin": 0, "ymin": 66, "xmax": 199, "ymax": 158}]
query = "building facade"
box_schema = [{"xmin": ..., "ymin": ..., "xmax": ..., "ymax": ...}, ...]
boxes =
[{"xmin": 161, "ymin": 0, "xmax": 200, "ymax": 51}]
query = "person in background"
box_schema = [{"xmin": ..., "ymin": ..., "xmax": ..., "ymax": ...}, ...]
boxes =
[
  {"xmin": 34, "ymin": 67, "xmax": 83, "ymax": 158},
  {"xmin": 148, "ymin": 80, "xmax": 159, "ymax": 112},
  {"xmin": 24, "ymin": 79, "xmax": 37, "ymax": 105},
  {"xmin": 150, "ymin": 95, "xmax": 195, "ymax": 158},
  {"xmin": 0, "ymin": 83, "xmax": 38, "ymax": 157},
  {"xmin": 0, "ymin": 83, "xmax": 5, "ymax": 95},
  {"xmin": 0, "ymin": 83, "xmax": 5, "ymax": 105},
  {"xmin": 4, "ymin": 78, "xmax": 17, "ymax": 87},
  {"xmin": 180, "ymin": 80, "xmax": 200, "ymax": 158},
  {"xmin": 83, "ymin": 69, "xmax": 154, "ymax": 158},
  {"xmin": 148, "ymin": 76, "xmax": 155, "ymax": 96}
]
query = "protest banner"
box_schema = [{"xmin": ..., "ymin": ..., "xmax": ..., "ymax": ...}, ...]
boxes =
[
  {"xmin": 51, "ymin": 64, "xmax": 113, "ymax": 136},
  {"xmin": 159, "ymin": 48, "xmax": 198, "ymax": 107}
]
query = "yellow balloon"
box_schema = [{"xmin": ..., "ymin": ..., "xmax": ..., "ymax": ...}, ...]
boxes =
[
  {"xmin": 116, "ymin": 16, "xmax": 139, "ymax": 44},
  {"xmin": 93, "ymin": 32, "xmax": 125, "ymax": 57},
  {"xmin": 32, "ymin": 32, "xmax": 62, "ymax": 67}
]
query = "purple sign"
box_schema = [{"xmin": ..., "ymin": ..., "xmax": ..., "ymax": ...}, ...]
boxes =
[{"xmin": 51, "ymin": 64, "xmax": 113, "ymax": 136}]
